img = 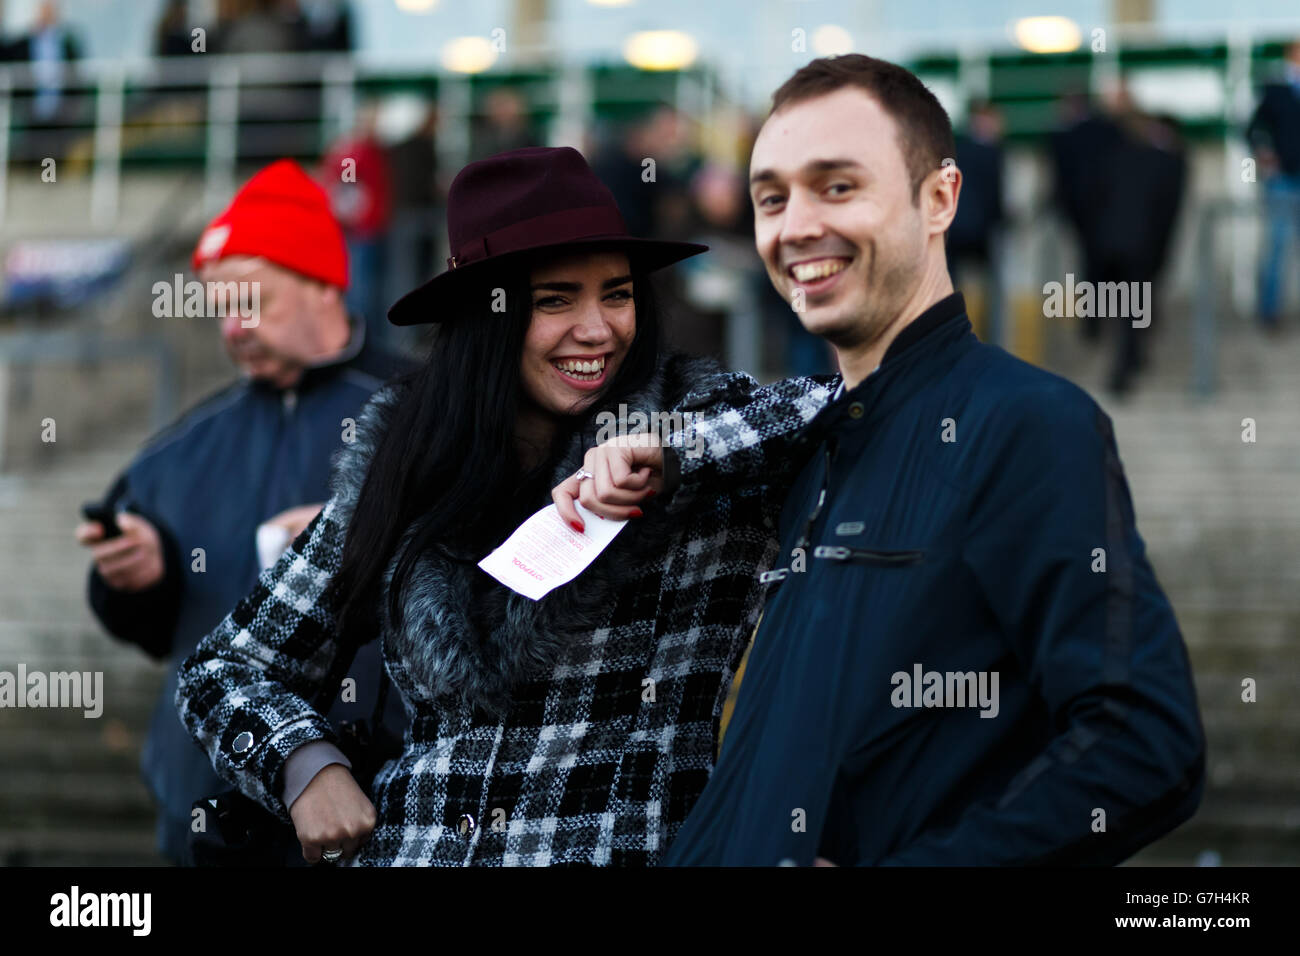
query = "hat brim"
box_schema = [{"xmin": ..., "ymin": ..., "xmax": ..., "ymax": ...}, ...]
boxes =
[{"xmin": 386, "ymin": 235, "xmax": 709, "ymax": 326}]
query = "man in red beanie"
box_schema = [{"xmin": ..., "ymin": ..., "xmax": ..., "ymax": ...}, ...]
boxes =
[{"xmin": 74, "ymin": 159, "xmax": 414, "ymax": 865}]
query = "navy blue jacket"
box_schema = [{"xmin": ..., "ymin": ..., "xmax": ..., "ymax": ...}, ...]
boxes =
[
  {"xmin": 87, "ymin": 316, "xmax": 414, "ymax": 864},
  {"xmin": 663, "ymin": 294, "xmax": 1205, "ymax": 866}
]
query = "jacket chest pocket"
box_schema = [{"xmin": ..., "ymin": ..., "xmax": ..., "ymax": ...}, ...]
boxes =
[
  {"xmin": 757, "ymin": 544, "xmax": 926, "ymax": 588},
  {"xmin": 812, "ymin": 545, "xmax": 925, "ymax": 567}
]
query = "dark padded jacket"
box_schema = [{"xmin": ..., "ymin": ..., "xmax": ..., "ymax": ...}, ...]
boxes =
[{"xmin": 663, "ymin": 294, "xmax": 1205, "ymax": 866}]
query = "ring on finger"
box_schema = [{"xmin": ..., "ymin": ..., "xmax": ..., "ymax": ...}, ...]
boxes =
[
  {"xmin": 574, "ymin": 469, "xmax": 595, "ymax": 482},
  {"xmin": 321, "ymin": 847, "xmax": 344, "ymax": 862}
]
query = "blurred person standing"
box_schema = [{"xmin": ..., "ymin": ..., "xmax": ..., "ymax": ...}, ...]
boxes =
[
  {"xmin": 1087, "ymin": 103, "xmax": 1186, "ymax": 396},
  {"xmin": 674, "ymin": 161, "xmax": 749, "ymax": 361},
  {"xmin": 470, "ymin": 87, "xmax": 538, "ymax": 161},
  {"xmin": 321, "ymin": 105, "xmax": 394, "ymax": 352},
  {"xmin": 212, "ymin": 0, "xmax": 315, "ymax": 158},
  {"xmin": 1247, "ymin": 40, "xmax": 1300, "ymax": 332},
  {"xmin": 2, "ymin": 0, "xmax": 81, "ymax": 161},
  {"xmin": 593, "ymin": 105, "xmax": 704, "ymax": 358},
  {"xmin": 1050, "ymin": 92, "xmax": 1123, "ymax": 342},
  {"xmin": 386, "ymin": 101, "xmax": 441, "ymax": 345},
  {"xmin": 154, "ymin": 0, "xmax": 195, "ymax": 57},
  {"xmin": 74, "ymin": 160, "xmax": 412, "ymax": 866},
  {"xmin": 212, "ymin": 0, "xmax": 303, "ymax": 53},
  {"xmin": 948, "ymin": 100, "xmax": 1006, "ymax": 345},
  {"xmin": 593, "ymin": 104, "xmax": 697, "ymax": 242}
]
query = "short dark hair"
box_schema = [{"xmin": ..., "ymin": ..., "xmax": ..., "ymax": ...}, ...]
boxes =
[{"xmin": 770, "ymin": 54, "xmax": 956, "ymax": 202}]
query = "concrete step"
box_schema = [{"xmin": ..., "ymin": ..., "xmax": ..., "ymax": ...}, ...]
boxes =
[
  {"xmin": 0, "ymin": 769, "xmax": 156, "ymax": 817},
  {"xmin": 1132, "ymin": 822, "xmax": 1300, "ymax": 867},
  {"xmin": 0, "ymin": 828, "xmax": 165, "ymax": 867}
]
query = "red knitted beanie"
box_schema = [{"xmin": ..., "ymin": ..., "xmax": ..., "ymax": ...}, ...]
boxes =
[{"xmin": 191, "ymin": 159, "xmax": 348, "ymax": 289}]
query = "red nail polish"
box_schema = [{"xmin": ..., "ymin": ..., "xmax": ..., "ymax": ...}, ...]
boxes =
[
  {"xmin": 570, "ymin": 520, "xmax": 585, "ymax": 533},
  {"xmin": 629, "ymin": 508, "xmax": 643, "ymax": 518},
  {"xmin": 644, "ymin": 489, "xmax": 656, "ymax": 499}
]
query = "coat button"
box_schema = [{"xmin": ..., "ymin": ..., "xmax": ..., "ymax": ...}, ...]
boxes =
[
  {"xmin": 848, "ymin": 402, "xmax": 864, "ymax": 419},
  {"xmin": 457, "ymin": 813, "xmax": 476, "ymax": 838},
  {"xmin": 232, "ymin": 731, "xmax": 254, "ymax": 754}
]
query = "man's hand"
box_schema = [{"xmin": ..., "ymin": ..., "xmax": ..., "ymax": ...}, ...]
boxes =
[
  {"xmin": 552, "ymin": 433, "xmax": 663, "ymax": 531},
  {"xmin": 289, "ymin": 763, "xmax": 377, "ymax": 864},
  {"xmin": 75, "ymin": 512, "xmax": 166, "ymax": 592},
  {"xmin": 264, "ymin": 503, "xmax": 324, "ymax": 541}
]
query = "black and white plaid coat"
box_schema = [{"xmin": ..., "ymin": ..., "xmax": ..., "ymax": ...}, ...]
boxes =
[{"xmin": 175, "ymin": 353, "xmax": 833, "ymax": 865}]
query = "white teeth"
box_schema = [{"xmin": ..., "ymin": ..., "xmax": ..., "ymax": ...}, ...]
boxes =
[
  {"xmin": 790, "ymin": 259, "xmax": 848, "ymax": 282},
  {"xmin": 553, "ymin": 357, "xmax": 605, "ymax": 378}
]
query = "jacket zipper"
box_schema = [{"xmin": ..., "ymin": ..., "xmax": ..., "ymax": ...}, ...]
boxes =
[{"xmin": 812, "ymin": 545, "xmax": 924, "ymax": 566}]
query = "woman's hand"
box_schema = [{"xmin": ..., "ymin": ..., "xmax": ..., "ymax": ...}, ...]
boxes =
[
  {"xmin": 289, "ymin": 764, "xmax": 377, "ymax": 864},
  {"xmin": 552, "ymin": 433, "xmax": 663, "ymax": 531}
]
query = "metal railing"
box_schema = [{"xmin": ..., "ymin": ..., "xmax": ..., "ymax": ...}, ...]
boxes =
[{"xmin": 0, "ymin": 51, "xmax": 715, "ymax": 230}]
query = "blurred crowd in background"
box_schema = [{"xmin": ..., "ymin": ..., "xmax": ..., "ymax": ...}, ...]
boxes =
[{"xmin": 1, "ymin": 1, "xmax": 1299, "ymax": 397}]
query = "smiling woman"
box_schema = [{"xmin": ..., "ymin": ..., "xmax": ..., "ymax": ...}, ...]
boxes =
[
  {"xmin": 175, "ymin": 145, "xmax": 836, "ymax": 866},
  {"xmin": 524, "ymin": 251, "xmax": 637, "ymax": 406}
]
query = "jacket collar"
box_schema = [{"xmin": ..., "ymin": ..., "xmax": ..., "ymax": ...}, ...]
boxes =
[
  {"xmin": 878, "ymin": 291, "xmax": 967, "ymax": 367},
  {"xmin": 830, "ymin": 292, "xmax": 966, "ymax": 399},
  {"xmin": 249, "ymin": 311, "xmax": 367, "ymax": 395},
  {"xmin": 815, "ymin": 292, "xmax": 974, "ymax": 441}
]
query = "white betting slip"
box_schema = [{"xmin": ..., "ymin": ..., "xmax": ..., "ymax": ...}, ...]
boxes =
[{"xmin": 477, "ymin": 502, "xmax": 628, "ymax": 601}]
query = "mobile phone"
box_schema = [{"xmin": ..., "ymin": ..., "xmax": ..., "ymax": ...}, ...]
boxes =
[{"xmin": 82, "ymin": 502, "xmax": 123, "ymax": 539}]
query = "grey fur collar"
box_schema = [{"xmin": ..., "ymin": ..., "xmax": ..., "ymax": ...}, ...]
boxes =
[{"xmin": 328, "ymin": 353, "xmax": 727, "ymax": 716}]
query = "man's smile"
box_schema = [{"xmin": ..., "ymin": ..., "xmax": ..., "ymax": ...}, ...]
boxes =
[{"xmin": 787, "ymin": 256, "xmax": 852, "ymax": 283}]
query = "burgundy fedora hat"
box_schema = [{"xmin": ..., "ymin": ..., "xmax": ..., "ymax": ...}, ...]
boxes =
[{"xmin": 387, "ymin": 146, "xmax": 707, "ymax": 326}]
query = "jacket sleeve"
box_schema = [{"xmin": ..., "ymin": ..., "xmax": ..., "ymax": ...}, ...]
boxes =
[
  {"xmin": 85, "ymin": 472, "xmax": 185, "ymax": 660},
  {"xmin": 878, "ymin": 384, "xmax": 1205, "ymax": 866},
  {"xmin": 660, "ymin": 373, "xmax": 836, "ymax": 513},
  {"xmin": 174, "ymin": 495, "xmax": 360, "ymax": 825}
]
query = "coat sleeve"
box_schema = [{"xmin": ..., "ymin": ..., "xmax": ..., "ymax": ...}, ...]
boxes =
[
  {"xmin": 660, "ymin": 373, "xmax": 835, "ymax": 513},
  {"xmin": 174, "ymin": 495, "xmax": 360, "ymax": 825},
  {"xmin": 85, "ymin": 472, "xmax": 185, "ymax": 660},
  {"xmin": 877, "ymin": 383, "xmax": 1205, "ymax": 866}
]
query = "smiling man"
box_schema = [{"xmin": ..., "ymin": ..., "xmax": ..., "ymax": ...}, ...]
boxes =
[
  {"xmin": 562, "ymin": 54, "xmax": 1206, "ymax": 867},
  {"xmin": 668, "ymin": 54, "xmax": 1205, "ymax": 866}
]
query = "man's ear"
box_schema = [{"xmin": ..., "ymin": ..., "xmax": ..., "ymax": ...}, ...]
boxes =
[{"xmin": 924, "ymin": 161, "xmax": 961, "ymax": 237}]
